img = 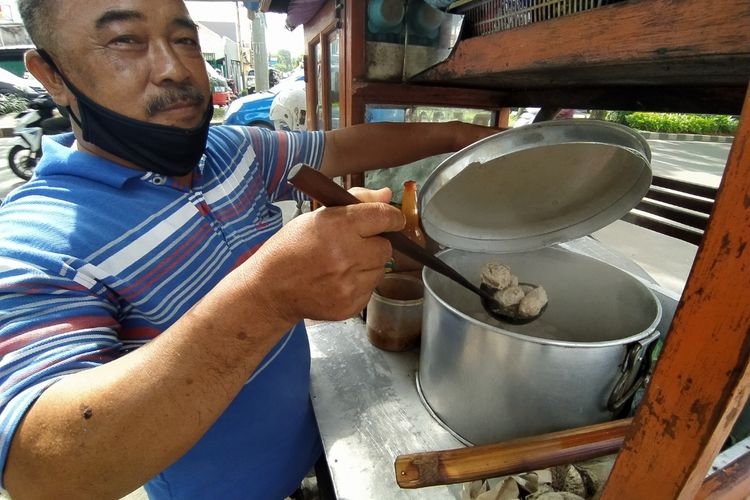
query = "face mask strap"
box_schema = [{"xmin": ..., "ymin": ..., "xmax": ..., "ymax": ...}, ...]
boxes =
[
  {"xmin": 36, "ymin": 48, "xmax": 58, "ymax": 72},
  {"xmin": 35, "ymin": 49, "xmax": 84, "ymax": 129}
]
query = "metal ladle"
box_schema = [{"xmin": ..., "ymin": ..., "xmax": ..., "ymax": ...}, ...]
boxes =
[{"xmin": 287, "ymin": 164, "xmax": 546, "ymax": 325}]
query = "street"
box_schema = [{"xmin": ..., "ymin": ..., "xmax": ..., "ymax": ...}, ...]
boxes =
[
  {"xmin": 0, "ymin": 139, "xmax": 25, "ymax": 199},
  {"xmin": 648, "ymin": 139, "xmax": 729, "ymax": 188}
]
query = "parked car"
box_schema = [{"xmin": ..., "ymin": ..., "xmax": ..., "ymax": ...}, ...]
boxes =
[
  {"xmin": 269, "ymin": 68, "xmax": 282, "ymax": 88},
  {"xmin": 0, "ymin": 67, "xmax": 44, "ymax": 100},
  {"xmin": 512, "ymin": 107, "xmax": 541, "ymax": 127},
  {"xmin": 246, "ymin": 69, "xmax": 255, "ymax": 92},
  {"xmin": 245, "ymin": 68, "xmax": 284, "ymax": 94},
  {"xmin": 224, "ymin": 73, "xmax": 305, "ymax": 129},
  {"xmin": 205, "ymin": 61, "xmax": 235, "ymax": 107},
  {"xmin": 512, "ymin": 107, "xmax": 587, "ymax": 127},
  {"xmin": 212, "ymin": 84, "xmax": 234, "ymax": 107}
]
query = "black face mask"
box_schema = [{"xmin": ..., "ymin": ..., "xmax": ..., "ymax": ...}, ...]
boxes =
[{"xmin": 37, "ymin": 49, "xmax": 213, "ymax": 177}]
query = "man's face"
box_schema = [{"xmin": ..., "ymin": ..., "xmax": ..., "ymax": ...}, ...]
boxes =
[{"xmin": 53, "ymin": 0, "xmax": 210, "ymax": 129}]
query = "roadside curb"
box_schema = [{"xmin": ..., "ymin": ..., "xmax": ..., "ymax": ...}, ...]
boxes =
[{"xmin": 636, "ymin": 130, "xmax": 735, "ymax": 143}]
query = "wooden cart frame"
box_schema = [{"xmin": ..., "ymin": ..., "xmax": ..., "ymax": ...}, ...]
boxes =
[{"xmin": 291, "ymin": 0, "xmax": 750, "ymax": 496}]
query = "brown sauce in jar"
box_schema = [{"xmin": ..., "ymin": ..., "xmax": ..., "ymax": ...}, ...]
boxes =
[{"xmin": 366, "ymin": 273, "xmax": 424, "ymax": 352}]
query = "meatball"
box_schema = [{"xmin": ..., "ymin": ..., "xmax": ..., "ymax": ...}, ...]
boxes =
[
  {"xmin": 518, "ymin": 286, "xmax": 548, "ymax": 318},
  {"xmin": 480, "ymin": 263, "xmax": 517, "ymax": 290},
  {"xmin": 495, "ymin": 285, "xmax": 525, "ymax": 308}
]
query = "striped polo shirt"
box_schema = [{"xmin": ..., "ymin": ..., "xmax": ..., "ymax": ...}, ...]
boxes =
[{"xmin": 0, "ymin": 125, "xmax": 326, "ymax": 499}]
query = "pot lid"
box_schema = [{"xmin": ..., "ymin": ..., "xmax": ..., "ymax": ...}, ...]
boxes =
[{"xmin": 419, "ymin": 120, "xmax": 652, "ymax": 253}]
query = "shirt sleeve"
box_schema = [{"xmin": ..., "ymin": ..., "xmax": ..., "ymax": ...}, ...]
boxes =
[
  {"xmin": 246, "ymin": 127, "xmax": 326, "ymax": 204},
  {"xmin": 0, "ymin": 254, "xmax": 121, "ymax": 487}
]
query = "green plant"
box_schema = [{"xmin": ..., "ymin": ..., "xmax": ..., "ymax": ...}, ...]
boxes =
[
  {"xmin": 0, "ymin": 94, "xmax": 29, "ymax": 115},
  {"xmin": 605, "ymin": 111, "xmax": 630, "ymax": 125},
  {"xmin": 715, "ymin": 115, "xmax": 740, "ymax": 134},
  {"xmin": 605, "ymin": 111, "xmax": 738, "ymax": 135},
  {"xmin": 212, "ymin": 107, "xmax": 226, "ymax": 122}
]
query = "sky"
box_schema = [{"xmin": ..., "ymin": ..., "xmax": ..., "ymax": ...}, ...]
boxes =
[{"xmin": 185, "ymin": 1, "xmax": 306, "ymax": 57}]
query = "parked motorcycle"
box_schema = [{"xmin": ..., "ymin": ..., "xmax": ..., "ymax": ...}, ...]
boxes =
[{"xmin": 7, "ymin": 95, "xmax": 70, "ymax": 180}]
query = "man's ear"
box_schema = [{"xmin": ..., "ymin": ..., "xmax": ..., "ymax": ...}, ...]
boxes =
[{"xmin": 24, "ymin": 50, "xmax": 71, "ymax": 107}]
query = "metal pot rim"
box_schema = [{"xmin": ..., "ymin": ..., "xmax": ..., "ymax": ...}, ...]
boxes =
[{"xmin": 422, "ymin": 248, "xmax": 663, "ymax": 348}]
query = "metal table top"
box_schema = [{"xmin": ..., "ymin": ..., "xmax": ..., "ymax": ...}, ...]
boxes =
[
  {"xmin": 308, "ymin": 317, "xmax": 464, "ymax": 499},
  {"xmin": 306, "ymin": 237, "xmax": 680, "ymax": 500}
]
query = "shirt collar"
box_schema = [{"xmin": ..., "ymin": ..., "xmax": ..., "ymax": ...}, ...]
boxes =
[{"xmin": 36, "ymin": 133, "xmax": 152, "ymax": 188}]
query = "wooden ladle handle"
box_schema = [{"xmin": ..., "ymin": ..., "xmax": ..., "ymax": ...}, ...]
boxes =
[
  {"xmin": 287, "ymin": 164, "xmax": 485, "ymax": 295},
  {"xmin": 394, "ymin": 418, "xmax": 632, "ymax": 489},
  {"xmin": 287, "ymin": 163, "xmax": 363, "ymax": 207}
]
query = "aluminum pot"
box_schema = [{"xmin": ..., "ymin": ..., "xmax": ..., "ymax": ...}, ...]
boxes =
[{"xmin": 418, "ymin": 246, "xmax": 662, "ymax": 445}]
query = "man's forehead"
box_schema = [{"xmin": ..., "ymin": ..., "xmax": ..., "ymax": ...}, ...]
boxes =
[
  {"xmin": 94, "ymin": 8, "xmax": 197, "ymax": 31},
  {"xmin": 60, "ymin": 0, "xmax": 193, "ymax": 29}
]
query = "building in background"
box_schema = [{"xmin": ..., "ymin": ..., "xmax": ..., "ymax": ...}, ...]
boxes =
[
  {"xmin": 0, "ymin": 2, "xmax": 17, "ymax": 22},
  {"xmin": 0, "ymin": 1, "xmax": 32, "ymax": 77},
  {"xmin": 196, "ymin": 22, "xmax": 244, "ymax": 93},
  {"xmin": 188, "ymin": 1, "xmax": 253, "ymax": 94}
]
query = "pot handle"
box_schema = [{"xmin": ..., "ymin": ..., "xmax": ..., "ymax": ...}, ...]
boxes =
[{"xmin": 607, "ymin": 329, "xmax": 661, "ymax": 413}]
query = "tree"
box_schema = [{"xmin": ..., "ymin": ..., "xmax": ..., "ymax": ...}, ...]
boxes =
[{"xmin": 275, "ymin": 49, "xmax": 293, "ymax": 72}]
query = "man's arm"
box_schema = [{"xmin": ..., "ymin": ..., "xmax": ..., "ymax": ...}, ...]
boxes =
[
  {"xmin": 3, "ymin": 202, "xmax": 404, "ymax": 500},
  {"xmin": 320, "ymin": 121, "xmax": 500, "ymax": 178}
]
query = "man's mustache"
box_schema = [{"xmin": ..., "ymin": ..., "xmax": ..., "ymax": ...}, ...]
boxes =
[{"xmin": 146, "ymin": 85, "xmax": 206, "ymax": 116}]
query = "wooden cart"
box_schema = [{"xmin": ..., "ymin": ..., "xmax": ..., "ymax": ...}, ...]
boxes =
[{"xmin": 269, "ymin": 0, "xmax": 750, "ymax": 496}]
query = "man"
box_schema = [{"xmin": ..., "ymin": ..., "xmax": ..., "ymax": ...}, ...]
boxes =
[{"xmin": 0, "ymin": 1, "xmax": 497, "ymax": 498}]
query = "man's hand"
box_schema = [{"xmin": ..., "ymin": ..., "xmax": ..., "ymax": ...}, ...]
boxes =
[{"xmin": 241, "ymin": 190, "xmax": 403, "ymax": 324}]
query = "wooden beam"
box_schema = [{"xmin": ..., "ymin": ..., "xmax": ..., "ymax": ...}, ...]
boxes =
[
  {"xmin": 351, "ymin": 81, "xmax": 511, "ymax": 109},
  {"xmin": 303, "ymin": 1, "xmax": 335, "ymax": 46},
  {"xmin": 417, "ymin": 0, "xmax": 750, "ymax": 89},
  {"xmin": 697, "ymin": 448, "xmax": 750, "ymax": 499},
  {"xmin": 601, "ymin": 85, "xmax": 750, "ymax": 498},
  {"xmin": 344, "ymin": 0, "xmax": 366, "ymax": 127},
  {"xmin": 305, "ymin": 42, "xmax": 319, "ymax": 131},
  {"xmin": 344, "ymin": 0, "xmax": 366, "ymax": 189},
  {"xmin": 489, "ymin": 85, "xmax": 746, "ymax": 115},
  {"xmin": 320, "ymin": 31, "xmax": 332, "ymax": 130},
  {"xmin": 352, "ymin": 81, "xmax": 746, "ymax": 115},
  {"xmin": 497, "ymin": 108, "xmax": 510, "ymax": 128}
]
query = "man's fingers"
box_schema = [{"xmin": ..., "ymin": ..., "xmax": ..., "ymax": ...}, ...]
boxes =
[
  {"xmin": 336, "ymin": 203, "xmax": 405, "ymax": 238},
  {"xmin": 348, "ymin": 187, "xmax": 392, "ymax": 204}
]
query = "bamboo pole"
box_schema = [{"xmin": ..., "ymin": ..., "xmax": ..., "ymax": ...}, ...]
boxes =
[{"xmin": 395, "ymin": 418, "xmax": 631, "ymax": 489}]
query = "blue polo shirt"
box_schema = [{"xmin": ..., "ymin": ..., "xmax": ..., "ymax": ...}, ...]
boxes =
[{"xmin": 0, "ymin": 126, "xmax": 325, "ymax": 499}]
